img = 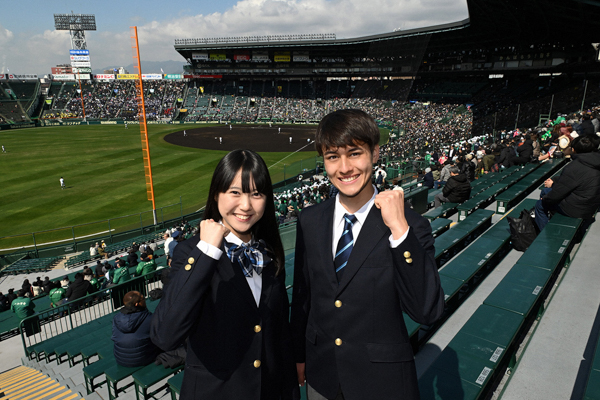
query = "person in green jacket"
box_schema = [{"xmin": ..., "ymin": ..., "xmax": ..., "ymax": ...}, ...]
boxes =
[
  {"xmin": 11, "ymin": 290, "xmax": 35, "ymax": 319},
  {"xmin": 49, "ymin": 285, "xmax": 67, "ymax": 307},
  {"xmin": 111, "ymin": 260, "xmax": 131, "ymax": 286},
  {"xmin": 135, "ymin": 253, "xmax": 157, "ymax": 277}
]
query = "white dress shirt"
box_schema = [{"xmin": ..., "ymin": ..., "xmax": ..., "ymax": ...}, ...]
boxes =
[
  {"xmin": 332, "ymin": 186, "xmax": 410, "ymax": 260},
  {"xmin": 198, "ymin": 230, "xmax": 263, "ymax": 307}
]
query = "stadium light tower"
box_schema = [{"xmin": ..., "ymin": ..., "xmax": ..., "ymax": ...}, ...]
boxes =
[{"xmin": 54, "ymin": 12, "xmax": 96, "ymax": 50}]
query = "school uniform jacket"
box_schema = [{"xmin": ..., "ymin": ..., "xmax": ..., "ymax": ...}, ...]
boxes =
[
  {"xmin": 151, "ymin": 234, "xmax": 298, "ymax": 400},
  {"xmin": 290, "ymin": 199, "xmax": 445, "ymax": 400}
]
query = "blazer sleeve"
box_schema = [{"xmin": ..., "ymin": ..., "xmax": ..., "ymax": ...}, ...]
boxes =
[
  {"xmin": 391, "ymin": 209, "xmax": 445, "ymax": 325},
  {"xmin": 290, "ymin": 212, "xmax": 311, "ymax": 364},
  {"xmin": 150, "ymin": 238, "xmax": 219, "ymax": 351}
]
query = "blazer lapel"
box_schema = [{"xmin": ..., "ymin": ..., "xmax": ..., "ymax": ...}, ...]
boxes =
[
  {"xmin": 217, "ymin": 249, "xmax": 260, "ymax": 311},
  {"xmin": 336, "ymin": 206, "xmax": 388, "ymax": 294},
  {"xmin": 259, "ymin": 262, "xmax": 276, "ymax": 309},
  {"xmin": 320, "ymin": 200, "xmax": 339, "ymax": 292}
]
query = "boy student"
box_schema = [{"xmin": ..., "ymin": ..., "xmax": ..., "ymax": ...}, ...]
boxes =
[{"xmin": 291, "ymin": 109, "xmax": 445, "ymax": 400}]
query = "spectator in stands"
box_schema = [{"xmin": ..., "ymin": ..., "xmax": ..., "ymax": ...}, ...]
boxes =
[
  {"xmin": 112, "ymin": 290, "xmax": 160, "ymax": 368},
  {"xmin": 90, "ymin": 244, "xmax": 97, "ymax": 257},
  {"xmin": 127, "ymin": 249, "xmax": 139, "ymax": 269},
  {"xmin": 423, "ymin": 167, "xmax": 434, "ymax": 189},
  {"xmin": 167, "ymin": 231, "xmax": 181, "ymax": 266},
  {"xmin": 0, "ymin": 292, "xmax": 8, "ymax": 311},
  {"xmin": 64, "ymin": 272, "xmax": 97, "ymax": 303},
  {"xmin": 434, "ymin": 160, "xmax": 452, "ymax": 189},
  {"xmin": 6, "ymin": 289, "xmax": 17, "ymax": 306},
  {"xmin": 581, "ymin": 113, "xmax": 596, "ymax": 137},
  {"xmin": 508, "ymin": 136, "xmax": 534, "ymax": 166},
  {"xmin": 434, "ymin": 166, "xmax": 471, "ymax": 208},
  {"xmin": 11, "ymin": 289, "xmax": 35, "ymax": 319},
  {"xmin": 49, "ymin": 279, "xmax": 68, "ymax": 308},
  {"xmin": 148, "ymin": 239, "xmax": 158, "ymax": 254},
  {"xmin": 534, "ymin": 136, "xmax": 600, "ymax": 231},
  {"xmin": 95, "ymin": 260, "xmax": 104, "ymax": 278},
  {"xmin": 42, "ymin": 277, "xmax": 53, "ymax": 294},
  {"xmin": 84, "ymin": 268, "xmax": 100, "ymax": 290},
  {"xmin": 135, "ymin": 253, "xmax": 157, "ymax": 277},
  {"xmin": 111, "ymin": 260, "xmax": 131, "ymax": 286},
  {"xmin": 163, "ymin": 232, "xmax": 173, "ymax": 263},
  {"xmin": 21, "ymin": 279, "xmax": 32, "ymax": 297},
  {"xmin": 459, "ymin": 155, "xmax": 476, "ymax": 182}
]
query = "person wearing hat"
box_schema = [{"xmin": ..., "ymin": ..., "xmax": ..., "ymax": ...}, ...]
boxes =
[
  {"xmin": 135, "ymin": 253, "xmax": 157, "ymax": 277},
  {"xmin": 422, "ymin": 167, "xmax": 434, "ymax": 189}
]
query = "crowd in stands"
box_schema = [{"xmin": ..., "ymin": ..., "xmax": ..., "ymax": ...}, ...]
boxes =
[{"xmin": 41, "ymin": 81, "xmax": 185, "ymax": 121}]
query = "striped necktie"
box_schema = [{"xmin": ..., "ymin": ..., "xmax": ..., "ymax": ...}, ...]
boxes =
[{"xmin": 334, "ymin": 214, "xmax": 357, "ymax": 282}]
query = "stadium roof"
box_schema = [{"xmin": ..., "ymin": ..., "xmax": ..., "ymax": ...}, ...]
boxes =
[{"xmin": 174, "ymin": 0, "xmax": 600, "ymax": 73}]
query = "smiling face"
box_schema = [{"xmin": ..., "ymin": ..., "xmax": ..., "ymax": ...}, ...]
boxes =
[
  {"xmin": 323, "ymin": 142, "xmax": 379, "ymax": 212},
  {"xmin": 217, "ymin": 169, "xmax": 266, "ymax": 243}
]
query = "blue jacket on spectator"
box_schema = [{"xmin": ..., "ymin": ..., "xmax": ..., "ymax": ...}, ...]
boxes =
[{"xmin": 112, "ymin": 306, "xmax": 159, "ymax": 367}]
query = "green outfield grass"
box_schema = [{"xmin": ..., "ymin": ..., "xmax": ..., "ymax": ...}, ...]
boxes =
[
  {"xmin": 0, "ymin": 124, "xmax": 318, "ymax": 250},
  {"xmin": 0, "ymin": 123, "xmax": 388, "ymax": 251}
]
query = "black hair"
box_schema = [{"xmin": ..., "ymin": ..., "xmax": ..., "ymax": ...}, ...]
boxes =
[
  {"xmin": 572, "ymin": 136, "xmax": 597, "ymax": 154},
  {"xmin": 204, "ymin": 149, "xmax": 284, "ymax": 274},
  {"xmin": 315, "ymin": 109, "xmax": 380, "ymax": 156}
]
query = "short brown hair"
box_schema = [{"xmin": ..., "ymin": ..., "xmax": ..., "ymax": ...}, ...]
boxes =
[
  {"xmin": 315, "ymin": 109, "xmax": 380, "ymax": 156},
  {"xmin": 123, "ymin": 291, "xmax": 145, "ymax": 308}
]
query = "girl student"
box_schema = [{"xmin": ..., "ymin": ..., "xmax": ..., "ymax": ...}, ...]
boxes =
[{"xmin": 151, "ymin": 149, "xmax": 298, "ymax": 400}]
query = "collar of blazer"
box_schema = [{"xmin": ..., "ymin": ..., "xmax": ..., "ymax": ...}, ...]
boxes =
[
  {"xmin": 216, "ymin": 242, "xmax": 277, "ymax": 311},
  {"xmin": 320, "ymin": 200, "xmax": 389, "ymax": 294}
]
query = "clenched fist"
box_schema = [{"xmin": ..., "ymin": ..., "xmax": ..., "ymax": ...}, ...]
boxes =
[
  {"xmin": 200, "ymin": 219, "xmax": 230, "ymax": 248},
  {"xmin": 374, "ymin": 188, "xmax": 409, "ymax": 240}
]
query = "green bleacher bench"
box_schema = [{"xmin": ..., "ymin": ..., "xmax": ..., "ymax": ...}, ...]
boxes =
[
  {"xmin": 167, "ymin": 371, "xmax": 184, "ymax": 400},
  {"xmin": 483, "ymin": 262, "xmax": 553, "ymax": 318},
  {"xmin": 424, "ymin": 203, "xmax": 458, "ymax": 221},
  {"xmin": 419, "ymin": 305, "xmax": 525, "ymax": 400},
  {"xmin": 434, "ymin": 209, "xmax": 494, "ymax": 268},
  {"xmin": 429, "ymin": 218, "xmax": 452, "ymax": 238},
  {"xmin": 457, "ymin": 184, "xmax": 507, "ymax": 221},
  {"xmin": 84, "ymin": 356, "xmax": 116, "ymax": 394},
  {"xmin": 105, "ymin": 363, "xmax": 145, "ymax": 400},
  {"xmin": 132, "ymin": 363, "xmax": 184, "ymax": 400},
  {"xmin": 404, "ymin": 186, "xmax": 429, "ymax": 214}
]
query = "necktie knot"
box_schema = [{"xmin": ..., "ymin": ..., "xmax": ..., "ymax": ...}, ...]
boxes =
[{"xmin": 226, "ymin": 240, "xmax": 270, "ymax": 277}]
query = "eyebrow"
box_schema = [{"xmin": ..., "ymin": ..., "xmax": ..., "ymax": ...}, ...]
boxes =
[{"xmin": 324, "ymin": 146, "xmax": 362, "ymax": 155}]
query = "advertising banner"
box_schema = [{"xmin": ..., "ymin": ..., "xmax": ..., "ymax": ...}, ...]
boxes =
[
  {"xmin": 70, "ymin": 55, "xmax": 90, "ymax": 61},
  {"xmin": 209, "ymin": 53, "xmax": 227, "ymax": 61},
  {"xmin": 94, "ymin": 74, "xmax": 115, "ymax": 80},
  {"xmin": 252, "ymin": 51, "xmax": 269, "ymax": 62},
  {"xmin": 77, "ymin": 74, "xmax": 91, "ymax": 80},
  {"xmin": 234, "ymin": 51, "xmax": 250, "ymax": 61},
  {"xmin": 183, "ymin": 75, "xmax": 223, "ymax": 79},
  {"xmin": 71, "ymin": 62, "xmax": 91, "ymax": 67},
  {"xmin": 192, "ymin": 52, "xmax": 209, "ymax": 60},
  {"xmin": 164, "ymin": 74, "xmax": 183, "ymax": 79},
  {"xmin": 9, "ymin": 74, "xmax": 38, "ymax": 80},
  {"xmin": 117, "ymin": 74, "xmax": 139, "ymax": 80},
  {"xmin": 72, "ymin": 67, "xmax": 92, "ymax": 73},
  {"xmin": 0, "ymin": 74, "xmax": 5, "ymax": 80},
  {"xmin": 53, "ymin": 74, "xmax": 76, "ymax": 81},
  {"xmin": 70, "ymin": 49, "xmax": 90, "ymax": 55},
  {"xmin": 293, "ymin": 52, "xmax": 310, "ymax": 62},
  {"xmin": 274, "ymin": 52, "xmax": 291, "ymax": 62},
  {"xmin": 142, "ymin": 74, "xmax": 162, "ymax": 80}
]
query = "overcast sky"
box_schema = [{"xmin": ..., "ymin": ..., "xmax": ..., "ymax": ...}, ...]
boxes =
[{"xmin": 0, "ymin": 0, "xmax": 469, "ymax": 75}]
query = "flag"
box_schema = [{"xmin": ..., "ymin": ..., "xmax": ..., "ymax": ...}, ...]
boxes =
[{"xmin": 161, "ymin": 68, "xmax": 164, "ymax": 74}]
